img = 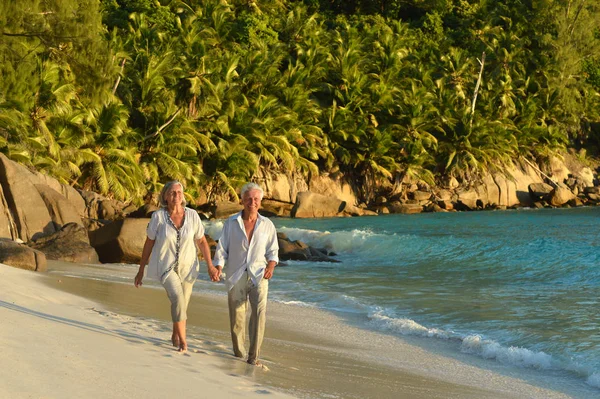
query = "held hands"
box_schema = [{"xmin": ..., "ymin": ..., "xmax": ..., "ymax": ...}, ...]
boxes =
[{"xmin": 208, "ymin": 265, "xmax": 222, "ymax": 282}]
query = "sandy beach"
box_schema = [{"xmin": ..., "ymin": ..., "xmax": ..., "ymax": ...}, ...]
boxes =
[
  {"xmin": 1, "ymin": 261, "xmax": 594, "ymax": 399},
  {"xmin": 0, "ymin": 264, "xmax": 297, "ymax": 399}
]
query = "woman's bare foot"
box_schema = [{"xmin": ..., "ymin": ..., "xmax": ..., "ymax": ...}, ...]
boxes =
[{"xmin": 178, "ymin": 341, "xmax": 187, "ymax": 353}]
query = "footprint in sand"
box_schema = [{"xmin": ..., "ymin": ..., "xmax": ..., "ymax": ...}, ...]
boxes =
[
  {"xmin": 242, "ymin": 361, "xmax": 270, "ymax": 372},
  {"xmin": 90, "ymin": 308, "xmax": 120, "ymax": 318},
  {"xmin": 171, "ymin": 346, "xmax": 191, "ymax": 356},
  {"xmin": 258, "ymin": 364, "xmax": 269, "ymax": 371},
  {"xmin": 234, "ymin": 383, "xmax": 273, "ymax": 394}
]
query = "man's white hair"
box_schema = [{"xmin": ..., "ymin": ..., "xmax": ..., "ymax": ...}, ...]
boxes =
[{"xmin": 240, "ymin": 182, "xmax": 264, "ymax": 200}]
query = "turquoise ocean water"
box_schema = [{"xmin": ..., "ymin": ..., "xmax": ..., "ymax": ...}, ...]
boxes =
[
  {"xmin": 205, "ymin": 207, "xmax": 600, "ymax": 390},
  {"xmin": 49, "ymin": 207, "xmax": 600, "ymax": 392}
]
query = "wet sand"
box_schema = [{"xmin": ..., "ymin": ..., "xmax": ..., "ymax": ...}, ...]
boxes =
[{"xmin": 37, "ymin": 261, "xmax": 591, "ymax": 399}]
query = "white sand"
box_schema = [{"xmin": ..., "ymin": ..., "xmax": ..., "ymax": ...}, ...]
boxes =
[{"xmin": 0, "ymin": 264, "xmax": 295, "ymax": 399}]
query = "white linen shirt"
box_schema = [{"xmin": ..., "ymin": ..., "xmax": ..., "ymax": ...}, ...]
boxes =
[
  {"xmin": 146, "ymin": 207, "xmax": 205, "ymax": 283},
  {"xmin": 213, "ymin": 212, "xmax": 279, "ymax": 290}
]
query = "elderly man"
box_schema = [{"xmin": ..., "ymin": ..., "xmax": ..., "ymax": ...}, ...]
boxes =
[{"xmin": 209, "ymin": 182, "xmax": 279, "ymax": 366}]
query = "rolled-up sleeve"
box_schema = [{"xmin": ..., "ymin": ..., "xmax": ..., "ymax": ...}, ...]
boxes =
[
  {"xmin": 192, "ymin": 211, "xmax": 205, "ymax": 240},
  {"xmin": 265, "ymin": 222, "xmax": 279, "ymax": 264},
  {"xmin": 146, "ymin": 211, "xmax": 160, "ymax": 240},
  {"xmin": 213, "ymin": 219, "xmax": 230, "ymax": 267}
]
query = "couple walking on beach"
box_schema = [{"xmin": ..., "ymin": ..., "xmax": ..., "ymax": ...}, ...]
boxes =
[{"xmin": 134, "ymin": 181, "xmax": 278, "ymax": 367}]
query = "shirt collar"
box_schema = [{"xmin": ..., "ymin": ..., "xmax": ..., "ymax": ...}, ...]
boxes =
[{"xmin": 235, "ymin": 211, "xmax": 265, "ymax": 226}]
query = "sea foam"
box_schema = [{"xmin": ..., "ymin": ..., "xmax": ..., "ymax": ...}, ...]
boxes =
[
  {"xmin": 277, "ymin": 226, "xmax": 405, "ymax": 256},
  {"xmin": 368, "ymin": 308, "xmax": 454, "ymax": 339},
  {"xmin": 460, "ymin": 335, "xmax": 554, "ymax": 370},
  {"xmin": 367, "ymin": 308, "xmax": 600, "ymax": 389},
  {"xmin": 204, "ymin": 220, "xmax": 224, "ymax": 240},
  {"xmin": 278, "ymin": 300, "xmax": 317, "ymax": 308}
]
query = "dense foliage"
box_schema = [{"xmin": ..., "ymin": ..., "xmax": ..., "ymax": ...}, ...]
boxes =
[{"xmin": 1, "ymin": 0, "xmax": 599, "ymax": 204}]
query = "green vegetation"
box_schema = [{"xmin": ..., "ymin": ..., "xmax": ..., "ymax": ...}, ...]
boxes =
[{"xmin": 1, "ymin": 0, "xmax": 599, "ymax": 204}]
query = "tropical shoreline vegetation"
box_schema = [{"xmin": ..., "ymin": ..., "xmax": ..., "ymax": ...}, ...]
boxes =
[{"xmin": 1, "ymin": 0, "xmax": 599, "ymax": 206}]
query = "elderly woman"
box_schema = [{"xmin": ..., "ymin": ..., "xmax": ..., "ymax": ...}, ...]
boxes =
[{"xmin": 134, "ymin": 181, "xmax": 220, "ymax": 352}]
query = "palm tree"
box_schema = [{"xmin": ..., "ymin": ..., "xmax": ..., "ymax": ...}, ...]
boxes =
[
  {"xmin": 201, "ymin": 134, "xmax": 259, "ymax": 202},
  {"xmin": 438, "ymin": 47, "xmax": 475, "ymax": 105}
]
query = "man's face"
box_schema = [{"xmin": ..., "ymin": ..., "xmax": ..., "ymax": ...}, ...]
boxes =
[{"xmin": 242, "ymin": 189, "xmax": 262, "ymax": 213}]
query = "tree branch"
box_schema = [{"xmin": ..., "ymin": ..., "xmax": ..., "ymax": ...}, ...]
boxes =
[
  {"xmin": 111, "ymin": 58, "xmax": 127, "ymax": 97},
  {"xmin": 469, "ymin": 52, "xmax": 486, "ymax": 131},
  {"xmin": 568, "ymin": 0, "xmax": 586, "ymax": 38},
  {"xmin": 143, "ymin": 109, "xmax": 182, "ymax": 140},
  {"xmin": 521, "ymin": 157, "xmax": 558, "ymax": 187}
]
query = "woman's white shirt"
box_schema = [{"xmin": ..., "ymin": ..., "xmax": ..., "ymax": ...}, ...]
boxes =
[{"xmin": 146, "ymin": 207, "xmax": 205, "ymax": 283}]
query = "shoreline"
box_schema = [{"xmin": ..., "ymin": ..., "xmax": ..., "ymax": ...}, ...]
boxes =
[
  {"xmin": 18, "ymin": 261, "xmax": 594, "ymax": 399},
  {"xmin": 0, "ymin": 264, "xmax": 296, "ymax": 399}
]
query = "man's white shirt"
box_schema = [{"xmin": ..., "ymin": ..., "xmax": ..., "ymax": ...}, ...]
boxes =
[{"xmin": 213, "ymin": 212, "xmax": 279, "ymax": 290}]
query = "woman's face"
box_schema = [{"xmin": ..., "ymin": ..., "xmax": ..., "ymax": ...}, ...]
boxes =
[{"xmin": 164, "ymin": 184, "xmax": 184, "ymax": 207}]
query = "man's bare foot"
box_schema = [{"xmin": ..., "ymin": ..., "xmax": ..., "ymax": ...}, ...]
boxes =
[
  {"xmin": 247, "ymin": 359, "xmax": 268, "ymax": 370},
  {"xmin": 171, "ymin": 334, "xmax": 180, "ymax": 348}
]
